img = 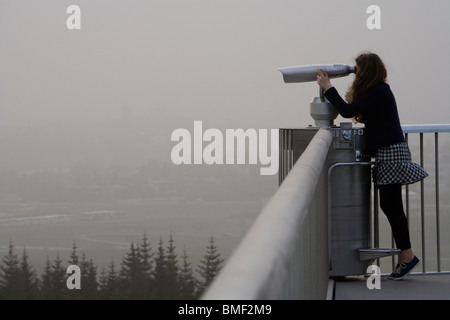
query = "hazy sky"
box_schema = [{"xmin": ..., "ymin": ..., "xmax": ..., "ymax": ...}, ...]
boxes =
[{"xmin": 1, "ymin": 0, "xmax": 450, "ymax": 170}]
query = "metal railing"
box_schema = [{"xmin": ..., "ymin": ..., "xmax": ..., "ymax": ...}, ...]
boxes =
[
  {"xmin": 202, "ymin": 124, "xmax": 450, "ymax": 300},
  {"xmin": 202, "ymin": 128, "xmax": 333, "ymax": 300},
  {"xmin": 376, "ymin": 124, "xmax": 450, "ymax": 274}
]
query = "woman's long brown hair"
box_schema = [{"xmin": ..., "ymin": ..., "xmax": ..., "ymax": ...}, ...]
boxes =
[{"xmin": 345, "ymin": 52, "xmax": 388, "ymax": 123}]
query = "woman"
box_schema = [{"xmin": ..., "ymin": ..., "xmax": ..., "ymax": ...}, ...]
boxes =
[{"xmin": 316, "ymin": 51, "xmax": 428, "ymax": 280}]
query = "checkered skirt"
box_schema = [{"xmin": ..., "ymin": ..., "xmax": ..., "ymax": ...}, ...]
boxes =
[{"xmin": 372, "ymin": 142, "xmax": 428, "ymax": 186}]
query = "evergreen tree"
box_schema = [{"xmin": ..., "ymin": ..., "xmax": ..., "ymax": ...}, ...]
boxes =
[
  {"xmin": 98, "ymin": 266, "xmax": 108, "ymax": 298},
  {"xmin": 80, "ymin": 251, "xmax": 88, "ymax": 275},
  {"xmin": 0, "ymin": 242, "xmax": 20, "ymax": 299},
  {"xmin": 39, "ymin": 257, "xmax": 53, "ymax": 299},
  {"xmin": 138, "ymin": 232, "xmax": 154, "ymax": 298},
  {"xmin": 17, "ymin": 248, "xmax": 39, "ymax": 299},
  {"xmin": 152, "ymin": 234, "xmax": 181, "ymax": 299},
  {"xmin": 77, "ymin": 251, "xmax": 98, "ymax": 298},
  {"xmin": 39, "ymin": 254, "xmax": 67, "ymax": 299},
  {"xmin": 68, "ymin": 241, "xmax": 79, "ymax": 266},
  {"xmin": 197, "ymin": 235, "xmax": 223, "ymax": 294},
  {"xmin": 139, "ymin": 232, "xmax": 153, "ymax": 274},
  {"xmin": 120, "ymin": 242, "xmax": 145, "ymax": 299},
  {"xmin": 98, "ymin": 259, "xmax": 121, "ymax": 299},
  {"xmin": 50, "ymin": 253, "xmax": 68, "ymax": 299},
  {"xmin": 165, "ymin": 234, "xmax": 180, "ymax": 299},
  {"xmin": 152, "ymin": 237, "xmax": 168, "ymax": 299},
  {"xmin": 178, "ymin": 247, "xmax": 198, "ymax": 300},
  {"xmin": 106, "ymin": 259, "xmax": 121, "ymax": 299},
  {"xmin": 81, "ymin": 257, "xmax": 98, "ymax": 299}
]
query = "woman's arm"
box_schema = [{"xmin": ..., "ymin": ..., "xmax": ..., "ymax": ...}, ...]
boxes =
[{"xmin": 316, "ymin": 69, "xmax": 382, "ymax": 118}]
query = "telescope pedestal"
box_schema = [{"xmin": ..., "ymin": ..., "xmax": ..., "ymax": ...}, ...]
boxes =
[{"xmin": 310, "ymin": 88, "xmax": 338, "ymax": 127}]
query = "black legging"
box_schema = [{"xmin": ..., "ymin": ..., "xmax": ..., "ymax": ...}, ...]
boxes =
[{"xmin": 378, "ymin": 183, "xmax": 411, "ymax": 251}]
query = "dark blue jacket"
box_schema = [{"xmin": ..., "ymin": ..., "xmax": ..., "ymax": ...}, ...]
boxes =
[{"xmin": 324, "ymin": 82, "xmax": 405, "ymax": 157}]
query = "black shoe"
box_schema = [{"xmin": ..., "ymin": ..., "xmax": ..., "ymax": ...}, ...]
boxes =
[
  {"xmin": 389, "ymin": 264, "xmax": 399, "ymax": 279},
  {"xmin": 388, "ymin": 256, "xmax": 420, "ymax": 280}
]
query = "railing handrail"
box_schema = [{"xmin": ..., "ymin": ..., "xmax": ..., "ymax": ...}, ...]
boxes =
[
  {"xmin": 402, "ymin": 124, "xmax": 450, "ymax": 133},
  {"xmin": 201, "ymin": 128, "xmax": 333, "ymax": 300}
]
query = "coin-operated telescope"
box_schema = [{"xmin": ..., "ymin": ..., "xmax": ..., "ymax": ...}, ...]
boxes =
[{"xmin": 279, "ymin": 64, "xmax": 355, "ymax": 126}]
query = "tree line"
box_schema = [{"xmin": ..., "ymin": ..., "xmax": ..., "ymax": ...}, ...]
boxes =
[{"xmin": 0, "ymin": 233, "xmax": 223, "ymax": 300}]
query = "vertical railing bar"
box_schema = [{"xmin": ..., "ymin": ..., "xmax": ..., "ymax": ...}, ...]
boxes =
[
  {"xmin": 283, "ymin": 130, "xmax": 287, "ymax": 183},
  {"xmin": 404, "ymin": 133, "xmax": 410, "ymax": 271},
  {"xmin": 283, "ymin": 130, "xmax": 286, "ymax": 183},
  {"xmin": 287, "ymin": 129, "xmax": 290, "ymax": 169},
  {"xmin": 374, "ymin": 184, "xmax": 379, "ymax": 267},
  {"xmin": 285, "ymin": 130, "xmax": 288, "ymax": 181},
  {"xmin": 280, "ymin": 129, "xmax": 283, "ymax": 185},
  {"xmin": 420, "ymin": 132, "xmax": 426, "ymax": 272},
  {"xmin": 435, "ymin": 132, "xmax": 441, "ymax": 272},
  {"xmin": 289, "ymin": 149, "xmax": 294, "ymax": 176},
  {"xmin": 289, "ymin": 130, "xmax": 293, "ymax": 171},
  {"xmin": 278, "ymin": 130, "xmax": 282, "ymax": 185},
  {"xmin": 283, "ymin": 129, "xmax": 286, "ymax": 184},
  {"xmin": 405, "ymin": 133, "xmax": 410, "ymax": 227},
  {"xmin": 285, "ymin": 130, "xmax": 289, "ymax": 180},
  {"xmin": 285, "ymin": 130, "xmax": 289, "ymax": 181}
]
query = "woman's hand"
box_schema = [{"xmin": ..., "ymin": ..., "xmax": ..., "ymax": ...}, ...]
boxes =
[{"xmin": 316, "ymin": 69, "xmax": 332, "ymax": 91}]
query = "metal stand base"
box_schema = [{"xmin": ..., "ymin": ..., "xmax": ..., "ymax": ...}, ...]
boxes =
[{"xmin": 359, "ymin": 248, "xmax": 401, "ymax": 261}]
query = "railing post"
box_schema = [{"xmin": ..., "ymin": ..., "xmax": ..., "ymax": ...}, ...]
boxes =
[
  {"xmin": 420, "ymin": 132, "xmax": 426, "ymax": 272},
  {"xmin": 435, "ymin": 132, "xmax": 441, "ymax": 272}
]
